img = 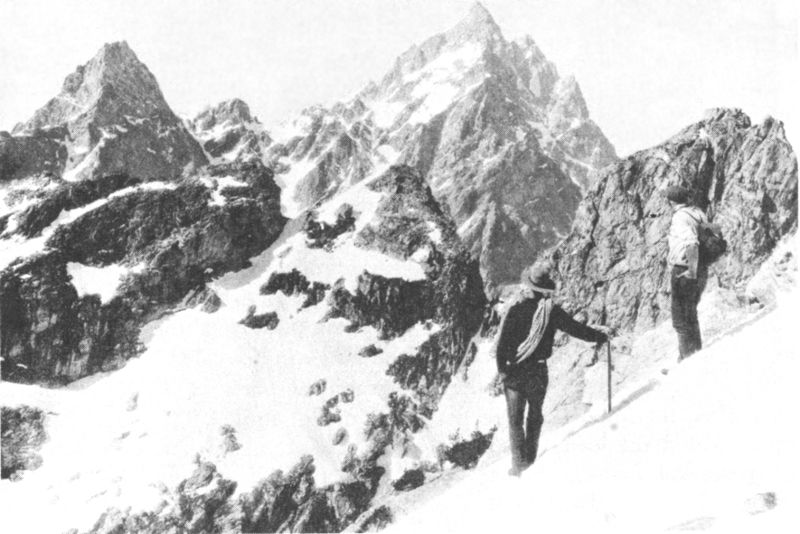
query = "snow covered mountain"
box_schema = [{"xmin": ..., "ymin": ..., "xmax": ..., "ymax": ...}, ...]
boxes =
[
  {"xmin": 192, "ymin": 2, "xmax": 618, "ymax": 290},
  {"xmin": 0, "ymin": 4, "xmax": 797, "ymax": 534},
  {"xmin": 188, "ymin": 98, "xmax": 272, "ymax": 163}
]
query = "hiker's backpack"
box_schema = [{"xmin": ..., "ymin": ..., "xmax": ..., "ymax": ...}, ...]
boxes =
[{"xmin": 684, "ymin": 209, "xmax": 727, "ymax": 265}]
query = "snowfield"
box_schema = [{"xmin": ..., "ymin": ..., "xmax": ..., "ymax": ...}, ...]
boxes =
[
  {"xmin": 0, "ymin": 169, "xmax": 447, "ymax": 533},
  {"xmin": 389, "ymin": 292, "xmax": 800, "ymax": 533}
]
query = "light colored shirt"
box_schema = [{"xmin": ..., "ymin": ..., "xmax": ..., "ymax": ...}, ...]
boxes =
[{"xmin": 668, "ymin": 205, "xmax": 707, "ymax": 266}]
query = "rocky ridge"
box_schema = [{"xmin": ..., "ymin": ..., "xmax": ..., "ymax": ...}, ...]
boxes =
[
  {"xmin": 192, "ymin": 2, "xmax": 617, "ymax": 290},
  {"xmin": 188, "ymin": 98, "xmax": 272, "ymax": 162},
  {"xmin": 1, "ymin": 160, "xmax": 285, "ymax": 384},
  {"xmin": 550, "ymin": 108, "xmax": 797, "ymax": 332}
]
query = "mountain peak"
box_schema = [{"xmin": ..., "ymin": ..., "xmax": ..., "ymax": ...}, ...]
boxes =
[
  {"xmin": 446, "ymin": 1, "xmax": 504, "ymax": 45},
  {"xmin": 21, "ymin": 41, "xmax": 168, "ymax": 132},
  {"xmin": 194, "ymin": 98, "xmax": 254, "ymax": 128},
  {"xmin": 464, "ymin": 2, "xmax": 495, "ymax": 26}
]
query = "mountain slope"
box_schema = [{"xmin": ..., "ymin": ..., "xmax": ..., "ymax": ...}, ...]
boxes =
[
  {"xmin": 0, "ymin": 164, "xmax": 487, "ymax": 533},
  {"xmin": 390, "ymin": 282, "xmax": 799, "ymax": 533}
]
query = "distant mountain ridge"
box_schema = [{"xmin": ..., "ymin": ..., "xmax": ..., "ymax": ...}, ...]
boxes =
[
  {"xmin": 0, "ymin": 4, "xmax": 797, "ymax": 534},
  {"xmin": 190, "ymin": 2, "xmax": 617, "ymax": 290}
]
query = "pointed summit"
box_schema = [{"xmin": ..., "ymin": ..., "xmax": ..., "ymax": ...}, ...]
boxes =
[
  {"xmin": 463, "ymin": 2, "xmax": 496, "ymax": 27},
  {"xmin": 21, "ymin": 41, "xmax": 169, "ymax": 132},
  {"xmin": 446, "ymin": 1, "xmax": 504, "ymax": 45},
  {"xmin": 3, "ymin": 41, "xmax": 206, "ymax": 182}
]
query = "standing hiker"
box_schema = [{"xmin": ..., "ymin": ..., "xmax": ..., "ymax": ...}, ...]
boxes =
[
  {"xmin": 496, "ymin": 262, "xmax": 608, "ymax": 476},
  {"xmin": 666, "ymin": 185, "xmax": 708, "ymax": 361}
]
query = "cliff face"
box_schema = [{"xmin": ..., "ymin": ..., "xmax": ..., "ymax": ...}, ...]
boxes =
[
  {"xmin": 0, "ymin": 41, "xmax": 207, "ymax": 184},
  {"xmin": 551, "ymin": 109, "xmax": 797, "ymax": 332},
  {"xmin": 1, "ymin": 161, "xmax": 286, "ymax": 384}
]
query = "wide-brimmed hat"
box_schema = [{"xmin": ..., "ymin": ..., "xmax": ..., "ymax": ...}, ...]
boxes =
[
  {"xmin": 524, "ymin": 261, "xmax": 555, "ymax": 294},
  {"xmin": 665, "ymin": 185, "xmax": 692, "ymax": 204}
]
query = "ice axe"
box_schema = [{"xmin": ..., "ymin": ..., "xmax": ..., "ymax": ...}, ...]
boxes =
[
  {"xmin": 585, "ymin": 336, "xmax": 613, "ymax": 413},
  {"xmin": 605, "ymin": 341, "xmax": 612, "ymax": 413}
]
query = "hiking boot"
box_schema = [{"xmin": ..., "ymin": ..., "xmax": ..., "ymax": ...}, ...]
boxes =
[{"xmin": 508, "ymin": 466, "xmax": 523, "ymax": 477}]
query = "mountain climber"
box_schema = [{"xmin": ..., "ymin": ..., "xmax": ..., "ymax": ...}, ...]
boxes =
[
  {"xmin": 666, "ymin": 185, "xmax": 708, "ymax": 361},
  {"xmin": 496, "ymin": 261, "xmax": 608, "ymax": 476}
]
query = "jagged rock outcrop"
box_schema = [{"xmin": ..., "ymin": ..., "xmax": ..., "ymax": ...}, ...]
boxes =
[
  {"xmin": 86, "ymin": 455, "xmax": 380, "ymax": 534},
  {"xmin": 239, "ymin": 306, "xmax": 279, "ymax": 329},
  {"xmin": 260, "ymin": 269, "xmax": 330, "ymax": 308},
  {"xmin": 1, "ymin": 160, "xmax": 286, "ymax": 384},
  {"xmin": 551, "ymin": 109, "xmax": 797, "ymax": 332},
  {"xmin": 189, "ymin": 98, "xmax": 272, "ymax": 161},
  {"xmin": 263, "ymin": 3, "xmax": 616, "ymax": 290},
  {"xmin": 328, "ymin": 166, "xmax": 486, "ymax": 408},
  {"xmin": 1, "ymin": 41, "xmax": 207, "ymax": 184},
  {"xmin": 12, "ymin": 173, "xmax": 141, "ymax": 237},
  {"xmin": 1, "ymin": 405, "xmax": 47, "ymax": 480},
  {"xmin": 304, "ymin": 204, "xmax": 356, "ymax": 249}
]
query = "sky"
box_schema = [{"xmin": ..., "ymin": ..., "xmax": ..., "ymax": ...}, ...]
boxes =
[{"xmin": 0, "ymin": 0, "xmax": 797, "ymax": 156}]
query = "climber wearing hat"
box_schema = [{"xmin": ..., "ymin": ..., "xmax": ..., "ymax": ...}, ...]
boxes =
[
  {"xmin": 496, "ymin": 261, "xmax": 608, "ymax": 476},
  {"xmin": 665, "ymin": 184, "xmax": 708, "ymax": 361}
]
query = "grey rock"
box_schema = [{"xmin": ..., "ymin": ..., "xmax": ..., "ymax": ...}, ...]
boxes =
[
  {"xmin": 550, "ymin": 108, "xmax": 797, "ymax": 332},
  {"xmin": 1, "ymin": 160, "xmax": 286, "ymax": 385},
  {"xmin": 358, "ymin": 344, "xmax": 383, "ymax": 358},
  {"xmin": 308, "ymin": 379, "xmax": 327, "ymax": 396},
  {"xmin": 265, "ymin": 6, "xmax": 616, "ymax": 291},
  {"xmin": 1, "ymin": 405, "xmax": 47, "ymax": 480},
  {"xmin": 332, "ymin": 427, "xmax": 348, "ymax": 446},
  {"xmin": 239, "ymin": 305, "xmax": 279, "ymax": 330},
  {"xmin": 189, "ymin": 98, "xmax": 272, "ymax": 161},
  {"xmin": 3, "ymin": 41, "xmax": 207, "ymax": 183}
]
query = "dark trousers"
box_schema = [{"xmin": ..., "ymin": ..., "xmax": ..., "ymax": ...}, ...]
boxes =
[
  {"xmin": 671, "ymin": 265, "xmax": 706, "ymax": 361},
  {"xmin": 504, "ymin": 364, "xmax": 548, "ymax": 471}
]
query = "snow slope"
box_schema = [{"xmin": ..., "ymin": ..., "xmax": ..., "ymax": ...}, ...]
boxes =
[
  {"xmin": 0, "ymin": 166, "xmax": 445, "ymax": 532},
  {"xmin": 390, "ymin": 291, "xmax": 800, "ymax": 533}
]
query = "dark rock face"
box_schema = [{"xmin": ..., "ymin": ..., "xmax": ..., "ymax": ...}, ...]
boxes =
[
  {"xmin": 4, "ymin": 42, "xmax": 207, "ymax": 183},
  {"xmin": 88, "ymin": 455, "xmax": 380, "ymax": 534},
  {"xmin": 304, "ymin": 204, "xmax": 356, "ymax": 249},
  {"xmin": 181, "ymin": 286, "xmax": 223, "ymax": 313},
  {"xmin": 0, "ymin": 127, "xmax": 68, "ymax": 182},
  {"xmin": 436, "ymin": 427, "xmax": 497, "ymax": 469},
  {"xmin": 352, "ymin": 505, "xmax": 393, "ymax": 532},
  {"xmin": 551, "ymin": 109, "xmax": 797, "ymax": 332},
  {"xmin": 327, "ymin": 166, "xmax": 486, "ymax": 409},
  {"xmin": 13, "ymin": 173, "xmax": 141, "ymax": 237},
  {"xmin": 328, "ymin": 274, "xmax": 433, "ymax": 339},
  {"xmin": 0, "ymin": 161, "xmax": 286, "ymax": 384},
  {"xmin": 1, "ymin": 405, "xmax": 47, "ymax": 480},
  {"xmin": 239, "ymin": 306, "xmax": 279, "ymax": 330},
  {"xmin": 260, "ymin": 269, "xmax": 330, "ymax": 308},
  {"xmin": 358, "ymin": 344, "xmax": 383, "ymax": 358},
  {"xmin": 392, "ymin": 469, "xmax": 425, "ymax": 491}
]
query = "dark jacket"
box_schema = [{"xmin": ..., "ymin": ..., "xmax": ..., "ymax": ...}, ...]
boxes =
[{"xmin": 496, "ymin": 294, "xmax": 607, "ymax": 376}]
